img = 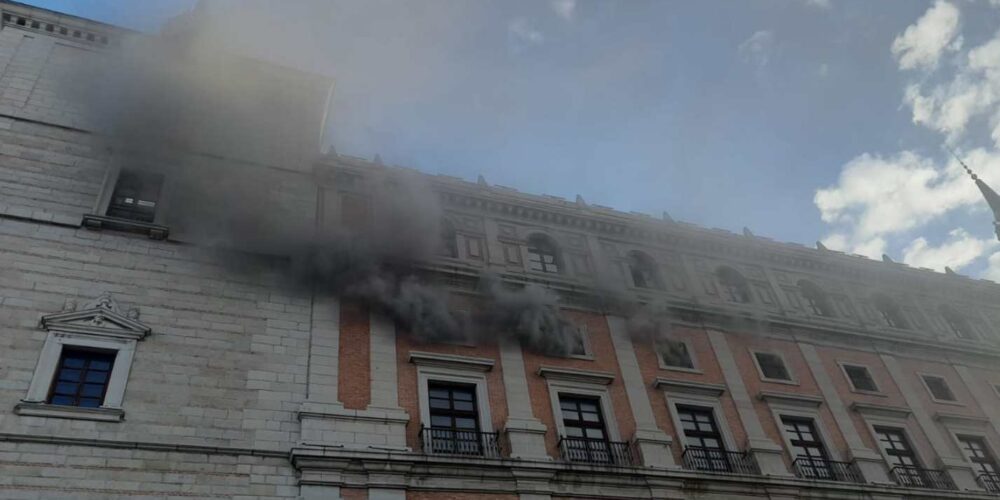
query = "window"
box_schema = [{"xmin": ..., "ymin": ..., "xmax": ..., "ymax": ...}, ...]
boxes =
[
  {"xmin": 841, "ymin": 363, "xmax": 879, "ymax": 393},
  {"xmin": 657, "ymin": 338, "xmax": 695, "ymax": 370},
  {"xmin": 678, "ymin": 406, "xmax": 730, "ymax": 471},
  {"xmin": 526, "ymin": 234, "xmax": 560, "ymax": 274},
  {"xmin": 958, "ymin": 436, "xmax": 1000, "ymax": 490},
  {"xmin": 940, "ymin": 305, "xmax": 977, "ymax": 340},
  {"xmin": 559, "ymin": 395, "xmax": 611, "ymax": 463},
  {"xmin": 921, "ymin": 375, "xmax": 956, "ymax": 402},
  {"xmin": 426, "ymin": 382, "xmax": 481, "ymax": 455},
  {"xmin": 873, "ymin": 294, "xmax": 908, "ymax": 329},
  {"xmin": 716, "ymin": 266, "xmax": 751, "ymax": 303},
  {"xmin": 439, "ymin": 220, "xmax": 458, "ymax": 258},
  {"xmin": 106, "ymin": 170, "xmax": 163, "ymax": 223},
  {"xmin": 753, "ymin": 351, "xmax": 792, "ymax": 382},
  {"xmin": 566, "ymin": 327, "xmax": 589, "ymax": 358},
  {"xmin": 627, "ymin": 251, "xmax": 661, "ymax": 289},
  {"xmin": 48, "ymin": 348, "xmax": 116, "ymax": 408},
  {"xmin": 875, "ymin": 427, "xmax": 924, "ymax": 486},
  {"xmin": 782, "ymin": 416, "xmax": 833, "ymax": 479},
  {"xmin": 798, "ymin": 280, "xmax": 835, "ymax": 317}
]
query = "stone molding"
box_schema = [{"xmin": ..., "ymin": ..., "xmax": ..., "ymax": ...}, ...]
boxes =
[
  {"xmin": 40, "ymin": 292, "xmax": 150, "ymax": 341},
  {"xmin": 933, "ymin": 411, "xmax": 990, "ymax": 427},
  {"xmin": 536, "ymin": 366, "xmax": 614, "ymax": 385},
  {"xmin": 757, "ymin": 391, "xmax": 824, "ymax": 408},
  {"xmin": 653, "ymin": 378, "xmax": 726, "ymax": 398},
  {"xmin": 13, "ymin": 402, "xmax": 123, "ymax": 422},
  {"xmin": 849, "ymin": 402, "xmax": 912, "ymax": 419},
  {"xmin": 408, "ymin": 351, "xmax": 494, "ymax": 372}
]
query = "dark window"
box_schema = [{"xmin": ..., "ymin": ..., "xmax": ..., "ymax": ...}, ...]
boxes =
[
  {"xmin": 106, "ymin": 170, "xmax": 163, "ymax": 223},
  {"xmin": 782, "ymin": 416, "xmax": 832, "ymax": 479},
  {"xmin": 873, "ymin": 294, "xmax": 908, "ymax": 329},
  {"xmin": 427, "ymin": 382, "xmax": 480, "ymax": 454},
  {"xmin": 59, "ymin": 27, "xmax": 67, "ymax": 35},
  {"xmin": 628, "ymin": 251, "xmax": 661, "ymax": 289},
  {"xmin": 16, "ymin": 17, "xmax": 25, "ymax": 26},
  {"xmin": 439, "ymin": 220, "xmax": 458, "ymax": 258},
  {"xmin": 958, "ymin": 435, "xmax": 999, "ymax": 477},
  {"xmin": 922, "ymin": 375, "xmax": 956, "ymax": 401},
  {"xmin": 678, "ymin": 406, "xmax": 729, "ymax": 471},
  {"xmin": 657, "ymin": 339, "xmax": 694, "ymax": 369},
  {"xmin": 560, "ymin": 395, "xmax": 610, "ymax": 462},
  {"xmin": 526, "ymin": 235, "xmax": 560, "ymax": 274},
  {"xmin": 798, "ymin": 280, "xmax": 835, "ymax": 317},
  {"xmin": 940, "ymin": 306, "xmax": 976, "ymax": 340},
  {"xmin": 875, "ymin": 427, "xmax": 924, "ymax": 486},
  {"xmin": 716, "ymin": 266, "xmax": 752, "ymax": 303},
  {"xmin": 754, "ymin": 351, "xmax": 791, "ymax": 381},
  {"xmin": 567, "ymin": 328, "xmax": 587, "ymax": 357},
  {"xmin": 843, "ymin": 364, "xmax": 878, "ymax": 392},
  {"xmin": 30, "ymin": 20, "xmax": 39, "ymax": 29},
  {"xmin": 45, "ymin": 24, "xmax": 54, "ymax": 32},
  {"xmin": 48, "ymin": 348, "xmax": 116, "ymax": 408}
]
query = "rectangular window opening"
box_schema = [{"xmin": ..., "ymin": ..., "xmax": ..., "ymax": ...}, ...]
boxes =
[
  {"xmin": 47, "ymin": 347, "xmax": 116, "ymax": 408},
  {"xmin": 754, "ymin": 351, "xmax": 791, "ymax": 381},
  {"xmin": 106, "ymin": 170, "xmax": 163, "ymax": 223},
  {"xmin": 922, "ymin": 375, "xmax": 956, "ymax": 402},
  {"xmin": 426, "ymin": 381, "xmax": 482, "ymax": 455},
  {"xmin": 843, "ymin": 364, "xmax": 878, "ymax": 392},
  {"xmin": 658, "ymin": 339, "xmax": 694, "ymax": 369}
]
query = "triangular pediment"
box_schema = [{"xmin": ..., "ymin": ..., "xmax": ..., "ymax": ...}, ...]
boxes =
[{"xmin": 40, "ymin": 293, "xmax": 150, "ymax": 340}]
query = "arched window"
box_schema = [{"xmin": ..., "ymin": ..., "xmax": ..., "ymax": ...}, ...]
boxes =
[
  {"xmin": 628, "ymin": 251, "xmax": 661, "ymax": 289},
  {"xmin": 716, "ymin": 266, "xmax": 752, "ymax": 303},
  {"xmin": 798, "ymin": 280, "xmax": 835, "ymax": 317},
  {"xmin": 939, "ymin": 305, "xmax": 976, "ymax": 340},
  {"xmin": 439, "ymin": 219, "xmax": 458, "ymax": 258},
  {"xmin": 872, "ymin": 294, "xmax": 908, "ymax": 329},
  {"xmin": 526, "ymin": 234, "xmax": 560, "ymax": 274}
]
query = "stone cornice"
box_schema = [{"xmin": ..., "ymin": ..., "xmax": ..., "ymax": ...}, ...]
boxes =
[
  {"xmin": 537, "ymin": 366, "xmax": 614, "ymax": 385},
  {"xmin": 654, "ymin": 378, "xmax": 726, "ymax": 397},
  {"xmin": 933, "ymin": 412, "xmax": 990, "ymax": 428},
  {"xmin": 758, "ymin": 391, "xmax": 824, "ymax": 408},
  {"xmin": 850, "ymin": 402, "xmax": 911, "ymax": 419},
  {"xmin": 409, "ymin": 351, "xmax": 495, "ymax": 372}
]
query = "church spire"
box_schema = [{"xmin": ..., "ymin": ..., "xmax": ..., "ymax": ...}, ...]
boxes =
[{"xmin": 950, "ymin": 147, "xmax": 1000, "ymax": 242}]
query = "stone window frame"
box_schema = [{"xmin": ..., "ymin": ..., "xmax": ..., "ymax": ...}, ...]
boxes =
[
  {"xmin": 538, "ymin": 366, "xmax": 622, "ymax": 444},
  {"xmin": 859, "ymin": 415, "xmax": 932, "ymax": 474},
  {"xmin": 84, "ymin": 161, "xmax": 171, "ymax": 239},
  {"xmin": 660, "ymin": 381, "xmax": 738, "ymax": 453},
  {"xmin": 411, "ymin": 352, "xmax": 496, "ymax": 442},
  {"xmin": 763, "ymin": 394, "xmax": 846, "ymax": 464},
  {"xmin": 655, "ymin": 337, "xmax": 701, "ymax": 373},
  {"xmin": 918, "ymin": 373, "xmax": 963, "ymax": 406},
  {"xmin": 16, "ymin": 293, "xmax": 150, "ymax": 422},
  {"xmin": 938, "ymin": 414, "xmax": 998, "ymax": 475},
  {"xmin": 750, "ymin": 349, "xmax": 798, "ymax": 385},
  {"xmin": 838, "ymin": 361, "xmax": 883, "ymax": 396}
]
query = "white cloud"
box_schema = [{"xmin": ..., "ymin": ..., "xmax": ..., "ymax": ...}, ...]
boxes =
[
  {"xmin": 738, "ymin": 30, "xmax": 775, "ymax": 70},
  {"xmin": 507, "ymin": 18, "xmax": 544, "ymax": 52},
  {"xmin": 985, "ymin": 251, "xmax": 1000, "ymax": 281},
  {"xmin": 551, "ymin": 0, "xmax": 576, "ymax": 21},
  {"xmin": 902, "ymin": 228, "xmax": 996, "ymax": 270},
  {"xmin": 804, "ymin": 0, "xmax": 831, "ymax": 8},
  {"xmin": 891, "ymin": 0, "xmax": 962, "ymax": 70}
]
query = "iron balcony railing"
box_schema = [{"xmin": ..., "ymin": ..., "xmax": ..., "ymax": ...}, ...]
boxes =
[
  {"xmin": 558, "ymin": 436, "xmax": 636, "ymax": 466},
  {"xmin": 889, "ymin": 466, "xmax": 956, "ymax": 490},
  {"xmin": 420, "ymin": 427, "xmax": 503, "ymax": 458},
  {"xmin": 977, "ymin": 472, "xmax": 1000, "ymax": 493},
  {"xmin": 681, "ymin": 446, "xmax": 760, "ymax": 475},
  {"xmin": 791, "ymin": 456, "xmax": 865, "ymax": 483}
]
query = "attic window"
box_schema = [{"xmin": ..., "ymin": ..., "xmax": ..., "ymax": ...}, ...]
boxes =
[
  {"xmin": 716, "ymin": 266, "xmax": 752, "ymax": 303},
  {"xmin": 106, "ymin": 170, "xmax": 163, "ymax": 223},
  {"xmin": 940, "ymin": 305, "xmax": 976, "ymax": 340},
  {"xmin": 872, "ymin": 294, "xmax": 908, "ymax": 329},
  {"xmin": 798, "ymin": 280, "xmax": 835, "ymax": 317},
  {"xmin": 30, "ymin": 20, "xmax": 39, "ymax": 29}
]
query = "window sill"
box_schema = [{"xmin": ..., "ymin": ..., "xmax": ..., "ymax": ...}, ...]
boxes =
[
  {"xmin": 660, "ymin": 366, "xmax": 702, "ymax": 374},
  {"xmin": 849, "ymin": 388, "xmax": 887, "ymax": 398},
  {"xmin": 14, "ymin": 402, "xmax": 124, "ymax": 422},
  {"xmin": 928, "ymin": 398, "xmax": 965, "ymax": 407},
  {"xmin": 82, "ymin": 214, "xmax": 169, "ymax": 240},
  {"xmin": 759, "ymin": 377, "xmax": 799, "ymax": 386}
]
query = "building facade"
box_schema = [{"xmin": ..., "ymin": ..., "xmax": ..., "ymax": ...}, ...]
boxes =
[{"xmin": 4, "ymin": 2, "xmax": 1000, "ymax": 499}]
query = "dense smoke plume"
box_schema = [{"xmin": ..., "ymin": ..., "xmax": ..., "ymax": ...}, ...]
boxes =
[{"xmin": 66, "ymin": 1, "xmax": 673, "ymax": 356}]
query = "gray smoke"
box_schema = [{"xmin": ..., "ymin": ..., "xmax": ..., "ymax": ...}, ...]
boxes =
[{"xmin": 64, "ymin": 1, "xmax": 676, "ymax": 356}]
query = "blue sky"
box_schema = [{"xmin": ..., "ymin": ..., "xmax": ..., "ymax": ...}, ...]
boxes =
[{"xmin": 29, "ymin": 0, "xmax": 1000, "ymax": 278}]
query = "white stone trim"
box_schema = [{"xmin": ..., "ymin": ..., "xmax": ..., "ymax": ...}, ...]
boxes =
[
  {"xmin": 837, "ymin": 361, "xmax": 883, "ymax": 395},
  {"xmin": 369, "ymin": 312, "xmax": 400, "ymax": 410},
  {"xmin": 537, "ymin": 366, "xmax": 614, "ymax": 386},
  {"xmin": 758, "ymin": 391, "xmax": 824, "ymax": 408},
  {"xmin": 918, "ymin": 373, "xmax": 963, "ymax": 406},
  {"xmin": 24, "ymin": 332, "xmax": 137, "ymax": 412},
  {"xmin": 750, "ymin": 349, "xmax": 798, "ymax": 385},
  {"xmin": 14, "ymin": 403, "xmax": 124, "ymax": 422},
  {"xmin": 416, "ymin": 365, "xmax": 494, "ymax": 434},
  {"xmin": 653, "ymin": 379, "xmax": 726, "ymax": 398},
  {"xmin": 860, "ymin": 418, "xmax": 931, "ymax": 471},
  {"xmin": 663, "ymin": 388, "xmax": 739, "ymax": 453},
  {"xmin": 409, "ymin": 351, "xmax": 494, "ymax": 372},
  {"xmin": 850, "ymin": 402, "xmax": 911, "ymax": 420},
  {"xmin": 944, "ymin": 426, "xmax": 1000, "ymax": 473},
  {"xmin": 767, "ymin": 399, "xmax": 845, "ymax": 462},
  {"xmin": 545, "ymin": 377, "xmax": 621, "ymax": 443}
]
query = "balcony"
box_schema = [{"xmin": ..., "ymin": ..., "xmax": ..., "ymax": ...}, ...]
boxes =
[
  {"xmin": 978, "ymin": 472, "xmax": 1000, "ymax": 493},
  {"xmin": 558, "ymin": 436, "xmax": 637, "ymax": 466},
  {"xmin": 791, "ymin": 457, "xmax": 864, "ymax": 483},
  {"xmin": 420, "ymin": 427, "xmax": 503, "ymax": 458},
  {"xmin": 889, "ymin": 466, "xmax": 956, "ymax": 490},
  {"xmin": 681, "ymin": 446, "xmax": 760, "ymax": 475}
]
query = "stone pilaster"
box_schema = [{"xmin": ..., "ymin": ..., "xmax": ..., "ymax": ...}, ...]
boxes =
[
  {"xmin": 499, "ymin": 337, "xmax": 550, "ymax": 460},
  {"xmin": 606, "ymin": 315, "xmax": 676, "ymax": 468},
  {"xmin": 707, "ymin": 329, "xmax": 791, "ymax": 476}
]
